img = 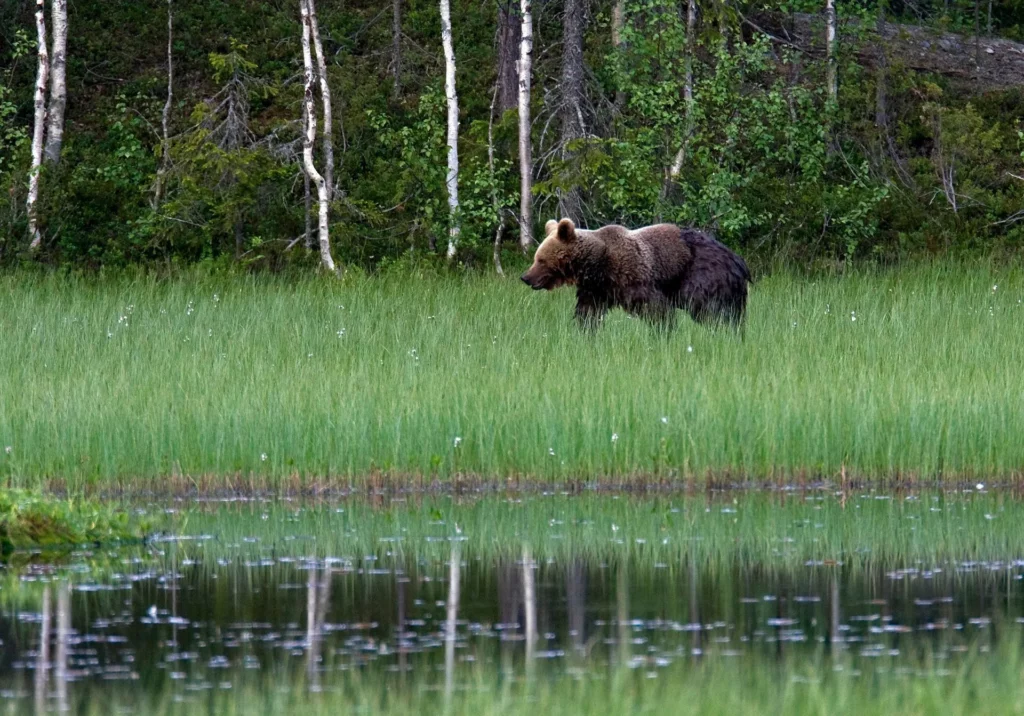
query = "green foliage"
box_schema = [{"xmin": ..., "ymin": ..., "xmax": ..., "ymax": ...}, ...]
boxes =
[{"xmin": 0, "ymin": 0, "xmax": 1021, "ymax": 267}]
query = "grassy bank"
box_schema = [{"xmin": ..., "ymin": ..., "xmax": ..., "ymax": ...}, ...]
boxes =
[{"xmin": 1, "ymin": 262, "xmax": 1022, "ymax": 487}]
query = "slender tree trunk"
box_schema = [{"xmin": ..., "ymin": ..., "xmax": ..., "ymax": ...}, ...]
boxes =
[
  {"xmin": 517, "ymin": 0, "xmax": 534, "ymax": 252},
  {"xmin": 497, "ymin": 2, "xmax": 521, "ymax": 114},
  {"xmin": 307, "ymin": 0, "xmax": 333, "ymax": 204},
  {"xmin": 488, "ymin": 79, "xmax": 505, "ymax": 276},
  {"xmin": 558, "ymin": 0, "xmax": 586, "ymax": 224},
  {"xmin": 392, "ymin": 0, "xmax": 402, "ymax": 99},
  {"xmin": 825, "ymin": 0, "xmax": 837, "ymax": 104},
  {"xmin": 27, "ymin": 0, "xmax": 49, "ymax": 250},
  {"xmin": 612, "ymin": 0, "xmax": 626, "ymax": 109},
  {"xmin": 987, "ymin": 0, "xmax": 992, "ymax": 35},
  {"xmin": 301, "ymin": 0, "xmax": 337, "ymax": 274},
  {"xmin": 43, "ymin": 0, "xmax": 67, "ymax": 165},
  {"xmin": 875, "ymin": 0, "xmax": 888, "ymax": 130},
  {"xmin": 440, "ymin": 0, "xmax": 460, "ymax": 259},
  {"xmin": 154, "ymin": 0, "xmax": 173, "ymax": 207},
  {"xmin": 669, "ymin": 0, "xmax": 697, "ymax": 180}
]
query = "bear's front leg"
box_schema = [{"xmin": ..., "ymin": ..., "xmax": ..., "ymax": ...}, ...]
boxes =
[{"xmin": 574, "ymin": 294, "xmax": 607, "ymax": 332}]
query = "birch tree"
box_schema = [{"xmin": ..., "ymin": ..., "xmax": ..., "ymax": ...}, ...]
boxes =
[
  {"xmin": 488, "ymin": 79, "xmax": 505, "ymax": 275},
  {"xmin": 43, "ymin": 0, "xmax": 67, "ymax": 165},
  {"xmin": 517, "ymin": 0, "xmax": 534, "ymax": 252},
  {"xmin": 27, "ymin": 0, "xmax": 49, "ymax": 250},
  {"xmin": 612, "ymin": 0, "xmax": 625, "ymax": 109},
  {"xmin": 440, "ymin": 0, "xmax": 460, "ymax": 259},
  {"xmin": 154, "ymin": 0, "xmax": 173, "ymax": 207},
  {"xmin": 558, "ymin": 0, "xmax": 586, "ymax": 224},
  {"xmin": 307, "ymin": 0, "xmax": 334, "ymax": 205},
  {"xmin": 669, "ymin": 0, "xmax": 697, "ymax": 180},
  {"xmin": 300, "ymin": 0, "xmax": 337, "ymax": 273},
  {"xmin": 392, "ymin": 0, "xmax": 402, "ymax": 99},
  {"xmin": 825, "ymin": 0, "xmax": 837, "ymax": 104}
]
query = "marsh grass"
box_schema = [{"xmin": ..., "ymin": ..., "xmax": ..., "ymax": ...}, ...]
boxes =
[
  {"xmin": 174, "ymin": 491, "xmax": 1024, "ymax": 568},
  {"xmin": 1, "ymin": 262, "xmax": 1022, "ymax": 487}
]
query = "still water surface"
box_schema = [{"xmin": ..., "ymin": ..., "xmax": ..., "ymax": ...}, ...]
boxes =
[{"xmin": 3, "ymin": 494, "xmax": 1022, "ymax": 711}]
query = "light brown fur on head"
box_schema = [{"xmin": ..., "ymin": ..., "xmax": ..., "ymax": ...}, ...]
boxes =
[{"xmin": 521, "ymin": 218, "xmax": 580, "ymax": 290}]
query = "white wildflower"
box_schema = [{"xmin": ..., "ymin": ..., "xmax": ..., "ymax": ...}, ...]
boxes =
[
  {"xmin": 453, "ymin": 437, "xmax": 462, "ymax": 448},
  {"xmin": 548, "ymin": 448, "xmax": 556, "ymax": 456},
  {"xmin": 260, "ymin": 453, "xmax": 268, "ymax": 462},
  {"xmin": 611, "ymin": 433, "xmax": 619, "ymax": 443},
  {"xmin": 661, "ymin": 416, "xmax": 669, "ymax": 424},
  {"xmin": 337, "ymin": 328, "xmax": 346, "ymax": 337},
  {"xmin": 4, "ymin": 446, "xmax": 10, "ymax": 455}
]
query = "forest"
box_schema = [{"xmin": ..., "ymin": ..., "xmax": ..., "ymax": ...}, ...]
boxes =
[{"xmin": 0, "ymin": 0, "xmax": 1022, "ymax": 272}]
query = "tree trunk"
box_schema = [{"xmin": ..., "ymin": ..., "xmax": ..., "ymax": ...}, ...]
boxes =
[
  {"xmin": 488, "ymin": 79, "xmax": 505, "ymax": 276},
  {"xmin": 301, "ymin": 0, "xmax": 337, "ymax": 274},
  {"xmin": 875, "ymin": 0, "xmax": 888, "ymax": 130},
  {"xmin": 974, "ymin": 0, "xmax": 980, "ymax": 66},
  {"xmin": 43, "ymin": 0, "xmax": 67, "ymax": 165},
  {"xmin": 440, "ymin": 0, "xmax": 460, "ymax": 259},
  {"xmin": 987, "ymin": 0, "xmax": 992, "ymax": 35},
  {"xmin": 517, "ymin": 0, "xmax": 534, "ymax": 252},
  {"xmin": 392, "ymin": 0, "xmax": 402, "ymax": 99},
  {"xmin": 154, "ymin": 0, "xmax": 173, "ymax": 207},
  {"xmin": 307, "ymin": 0, "xmax": 334, "ymax": 204},
  {"xmin": 497, "ymin": 1, "xmax": 521, "ymax": 114},
  {"xmin": 558, "ymin": 0, "xmax": 586, "ymax": 224},
  {"xmin": 612, "ymin": 0, "xmax": 626, "ymax": 109},
  {"xmin": 27, "ymin": 0, "xmax": 49, "ymax": 250},
  {"xmin": 825, "ymin": 0, "xmax": 837, "ymax": 103},
  {"xmin": 669, "ymin": 0, "xmax": 697, "ymax": 180}
]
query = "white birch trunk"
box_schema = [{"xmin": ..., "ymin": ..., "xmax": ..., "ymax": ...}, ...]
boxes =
[
  {"xmin": 669, "ymin": 0, "xmax": 697, "ymax": 179},
  {"xmin": 307, "ymin": 0, "xmax": 333, "ymax": 204},
  {"xmin": 488, "ymin": 80, "xmax": 504, "ymax": 276},
  {"xmin": 301, "ymin": 0, "xmax": 337, "ymax": 274},
  {"xmin": 27, "ymin": 0, "xmax": 49, "ymax": 249},
  {"xmin": 43, "ymin": 0, "xmax": 67, "ymax": 165},
  {"xmin": 440, "ymin": 0, "xmax": 460, "ymax": 259},
  {"xmin": 611, "ymin": 0, "xmax": 624, "ymax": 47},
  {"xmin": 517, "ymin": 0, "xmax": 533, "ymax": 252},
  {"xmin": 825, "ymin": 0, "xmax": 837, "ymax": 104},
  {"xmin": 154, "ymin": 0, "xmax": 173, "ymax": 207}
]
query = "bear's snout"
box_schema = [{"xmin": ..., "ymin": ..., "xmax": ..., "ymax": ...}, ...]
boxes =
[{"xmin": 521, "ymin": 270, "xmax": 544, "ymax": 290}]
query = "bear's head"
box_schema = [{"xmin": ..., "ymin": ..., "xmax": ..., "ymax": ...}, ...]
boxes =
[{"xmin": 521, "ymin": 218, "xmax": 578, "ymax": 290}]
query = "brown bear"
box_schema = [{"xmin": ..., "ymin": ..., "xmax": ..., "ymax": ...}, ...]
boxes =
[{"xmin": 521, "ymin": 218, "xmax": 750, "ymax": 329}]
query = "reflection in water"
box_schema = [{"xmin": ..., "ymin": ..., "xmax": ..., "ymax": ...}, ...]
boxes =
[{"xmin": 6, "ymin": 547, "xmax": 1024, "ymax": 710}]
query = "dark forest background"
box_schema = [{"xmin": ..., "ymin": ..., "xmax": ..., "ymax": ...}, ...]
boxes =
[{"xmin": 0, "ymin": 0, "xmax": 1022, "ymax": 272}]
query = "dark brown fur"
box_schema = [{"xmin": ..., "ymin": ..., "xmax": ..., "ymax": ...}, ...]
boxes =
[{"xmin": 521, "ymin": 219, "xmax": 750, "ymax": 329}]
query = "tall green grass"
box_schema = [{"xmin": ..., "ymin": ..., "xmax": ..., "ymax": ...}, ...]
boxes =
[{"xmin": 1, "ymin": 262, "xmax": 1022, "ymax": 486}]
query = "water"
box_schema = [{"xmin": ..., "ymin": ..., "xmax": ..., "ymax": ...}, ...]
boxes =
[{"xmin": 4, "ymin": 494, "xmax": 1024, "ymax": 712}]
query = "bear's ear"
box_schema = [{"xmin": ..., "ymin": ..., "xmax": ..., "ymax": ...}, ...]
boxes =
[
  {"xmin": 544, "ymin": 220, "xmax": 558, "ymax": 237},
  {"xmin": 557, "ymin": 218, "xmax": 576, "ymax": 243}
]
